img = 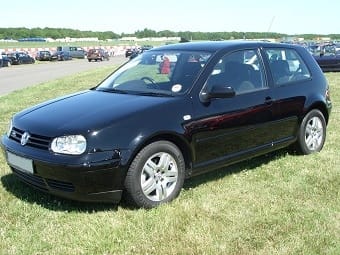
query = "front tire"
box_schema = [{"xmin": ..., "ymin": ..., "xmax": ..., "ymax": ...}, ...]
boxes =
[
  {"xmin": 124, "ymin": 141, "xmax": 185, "ymax": 208},
  {"xmin": 296, "ymin": 109, "xmax": 326, "ymax": 154}
]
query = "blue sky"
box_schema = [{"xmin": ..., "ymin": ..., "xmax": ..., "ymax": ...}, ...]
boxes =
[{"xmin": 2, "ymin": 0, "xmax": 339, "ymax": 35}]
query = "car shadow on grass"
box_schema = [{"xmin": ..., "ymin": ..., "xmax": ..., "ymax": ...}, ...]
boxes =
[
  {"xmin": 183, "ymin": 148, "xmax": 292, "ymax": 190},
  {"xmin": 1, "ymin": 148, "xmax": 297, "ymax": 212}
]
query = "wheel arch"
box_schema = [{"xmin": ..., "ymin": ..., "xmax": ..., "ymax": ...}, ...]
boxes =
[
  {"xmin": 128, "ymin": 132, "xmax": 193, "ymax": 176},
  {"xmin": 305, "ymin": 101, "xmax": 330, "ymax": 125}
]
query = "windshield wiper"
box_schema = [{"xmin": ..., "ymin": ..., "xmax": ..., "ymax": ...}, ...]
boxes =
[
  {"xmin": 97, "ymin": 88, "xmax": 173, "ymax": 97},
  {"xmin": 97, "ymin": 88, "xmax": 129, "ymax": 94},
  {"xmin": 136, "ymin": 91, "xmax": 173, "ymax": 97}
]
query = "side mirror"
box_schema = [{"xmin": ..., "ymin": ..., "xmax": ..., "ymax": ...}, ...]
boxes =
[{"xmin": 200, "ymin": 84, "xmax": 236, "ymax": 103}]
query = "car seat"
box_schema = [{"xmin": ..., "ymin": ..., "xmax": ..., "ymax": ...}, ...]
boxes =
[{"xmin": 270, "ymin": 60, "xmax": 291, "ymax": 85}]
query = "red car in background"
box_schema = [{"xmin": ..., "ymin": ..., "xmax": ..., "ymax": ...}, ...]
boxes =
[{"xmin": 87, "ymin": 49, "xmax": 109, "ymax": 62}]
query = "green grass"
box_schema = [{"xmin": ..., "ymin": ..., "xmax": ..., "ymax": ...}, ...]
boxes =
[{"xmin": 0, "ymin": 69, "xmax": 339, "ymax": 254}]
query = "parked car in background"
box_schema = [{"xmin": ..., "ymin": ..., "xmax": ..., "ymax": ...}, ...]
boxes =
[
  {"xmin": 56, "ymin": 46, "xmax": 86, "ymax": 59},
  {"xmin": 1, "ymin": 53, "xmax": 12, "ymax": 67},
  {"xmin": 35, "ymin": 50, "xmax": 51, "ymax": 61},
  {"xmin": 87, "ymin": 49, "xmax": 110, "ymax": 62},
  {"xmin": 313, "ymin": 53, "xmax": 340, "ymax": 72},
  {"xmin": 1, "ymin": 41, "xmax": 332, "ymax": 208},
  {"xmin": 125, "ymin": 48, "xmax": 135, "ymax": 58},
  {"xmin": 7, "ymin": 52, "xmax": 35, "ymax": 65},
  {"xmin": 311, "ymin": 43, "xmax": 340, "ymax": 72},
  {"xmin": 50, "ymin": 51, "xmax": 72, "ymax": 61},
  {"xmin": 128, "ymin": 45, "xmax": 154, "ymax": 60}
]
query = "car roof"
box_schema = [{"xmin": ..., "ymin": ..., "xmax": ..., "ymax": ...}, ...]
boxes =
[{"xmin": 150, "ymin": 40, "xmax": 300, "ymax": 53}]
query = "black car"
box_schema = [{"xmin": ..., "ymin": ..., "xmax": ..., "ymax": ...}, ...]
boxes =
[
  {"xmin": 125, "ymin": 48, "xmax": 135, "ymax": 58},
  {"xmin": 128, "ymin": 45, "xmax": 154, "ymax": 60},
  {"xmin": 35, "ymin": 50, "xmax": 52, "ymax": 61},
  {"xmin": 50, "ymin": 51, "xmax": 72, "ymax": 61},
  {"xmin": 313, "ymin": 53, "xmax": 340, "ymax": 72},
  {"xmin": 310, "ymin": 43, "xmax": 340, "ymax": 72},
  {"xmin": 1, "ymin": 41, "xmax": 332, "ymax": 208},
  {"xmin": 6, "ymin": 52, "xmax": 35, "ymax": 65}
]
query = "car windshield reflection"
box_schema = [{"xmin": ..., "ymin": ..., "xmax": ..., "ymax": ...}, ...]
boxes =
[{"xmin": 96, "ymin": 50, "xmax": 211, "ymax": 96}]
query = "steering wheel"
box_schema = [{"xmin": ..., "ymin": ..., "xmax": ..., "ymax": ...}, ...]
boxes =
[{"xmin": 141, "ymin": 76, "xmax": 159, "ymax": 89}]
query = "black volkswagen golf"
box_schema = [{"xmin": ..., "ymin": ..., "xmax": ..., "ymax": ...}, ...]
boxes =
[{"xmin": 1, "ymin": 41, "xmax": 332, "ymax": 208}]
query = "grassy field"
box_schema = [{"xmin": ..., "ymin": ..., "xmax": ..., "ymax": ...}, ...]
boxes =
[{"xmin": 0, "ymin": 67, "xmax": 339, "ymax": 255}]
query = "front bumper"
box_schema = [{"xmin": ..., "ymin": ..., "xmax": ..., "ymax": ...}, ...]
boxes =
[{"xmin": 1, "ymin": 135, "xmax": 128, "ymax": 203}]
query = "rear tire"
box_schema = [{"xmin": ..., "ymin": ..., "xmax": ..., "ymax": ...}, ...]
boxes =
[
  {"xmin": 296, "ymin": 109, "xmax": 326, "ymax": 154},
  {"xmin": 124, "ymin": 141, "xmax": 185, "ymax": 208}
]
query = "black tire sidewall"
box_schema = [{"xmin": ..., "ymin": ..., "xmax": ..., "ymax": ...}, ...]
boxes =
[
  {"xmin": 297, "ymin": 109, "xmax": 326, "ymax": 154},
  {"xmin": 124, "ymin": 141, "xmax": 185, "ymax": 208}
]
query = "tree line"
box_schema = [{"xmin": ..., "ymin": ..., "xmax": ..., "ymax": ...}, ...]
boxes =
[
  {"xmin": 0, "ymin": 27, "xmax": 120, "ymax": 41},
  {"xmin": 1, "ymin": 27, "xmax": 339, "ymax": 41}
]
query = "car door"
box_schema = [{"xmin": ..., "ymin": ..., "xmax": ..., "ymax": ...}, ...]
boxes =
[{"xmin": 187, "ymin": 49, "xmax": 280, "ymax": 173}]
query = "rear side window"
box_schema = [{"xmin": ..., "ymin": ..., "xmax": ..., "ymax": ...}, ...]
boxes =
[{"xmin": 264, "ymin": 48, "xmax": 311, "ymax": 86}]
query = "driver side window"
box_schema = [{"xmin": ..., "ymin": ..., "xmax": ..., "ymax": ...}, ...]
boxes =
[{"xmin": 205, "ymin": 49, "xmax": 266, "ymax": 95}]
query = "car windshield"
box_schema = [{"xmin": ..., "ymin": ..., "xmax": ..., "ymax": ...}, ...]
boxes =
[{"xmin": 96, "ymin": 50, "xmax": 212, "ymax": 96}]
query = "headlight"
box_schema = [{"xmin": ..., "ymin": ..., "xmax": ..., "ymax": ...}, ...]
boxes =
[
  {"xmin": 51, "ymin": 135, "xmax": 87, "ymax": 155},
  {"xmin": 7, "ymin": 119, "xmax": 13, "ymax": 137}
]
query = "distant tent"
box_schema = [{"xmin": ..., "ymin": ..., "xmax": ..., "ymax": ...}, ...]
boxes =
[{"xmin": 18, "ymin": 37, "xmax": 46, "ymax": 42}]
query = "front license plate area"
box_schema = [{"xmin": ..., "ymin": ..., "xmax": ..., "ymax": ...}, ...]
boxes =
[{"xmin": 7, "ymin": 151, "xmax": 34, "ymax": 174}]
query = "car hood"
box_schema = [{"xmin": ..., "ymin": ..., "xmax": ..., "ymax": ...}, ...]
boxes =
[{"xmin": 14, "ymin": 90, "xmax": 179, "ymax": 136}]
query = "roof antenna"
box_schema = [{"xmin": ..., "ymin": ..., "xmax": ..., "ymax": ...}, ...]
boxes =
[{"xmin": 267, "ymin": 16, "xmax": 275, "ymax": 32}]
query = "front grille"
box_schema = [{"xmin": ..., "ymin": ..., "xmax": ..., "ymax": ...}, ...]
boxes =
[
  {"xmin": 12, "ymin": 168, "xmax": 75, "ymax": 193},
  {"xmin": 9, "ymin": 127, "xmax": 51, "ymax": 150}
]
